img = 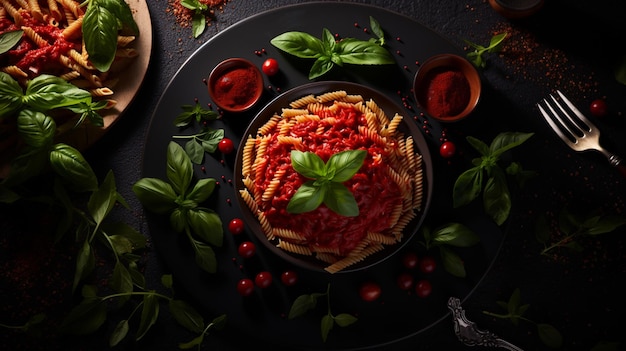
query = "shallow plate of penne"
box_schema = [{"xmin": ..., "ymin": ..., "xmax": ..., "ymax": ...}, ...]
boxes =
[{"xmin": 0, "ymin": 0, "xmax": 152, "ymax": 178}]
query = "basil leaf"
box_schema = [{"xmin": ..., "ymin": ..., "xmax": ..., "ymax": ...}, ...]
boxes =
[
  {"xmin": 60, "ymin": 297, "xmax": 106, "ymax": 335},
  {"xmin": 489, "ymin": 132, "xmax": 534, "ymax": 157},
  {"xmin": 136, "ymin": 293, "xmax": 159, "ymax": 340},
  {"xmin": 132, "ymin": 178, "xmax": 178, "ymax": 214},
  {"xmin": 192, "ymin": 239, "xmax": 217, "ymax": 273},
  {"xmin": 324, "ymin": 182, "xmax": 358, "ymax": 217},
  {"xmin": 201, "ymin": 129, "xmax": 224, "ymax": 153},
  {"xmin": 291, "ymin": 150, "xmax": 326, "ymax": 179},
  {"xmin": 187, "ymin": 208, "xmax": 223, "ymax": 247},
  {"xmin": 192, "ymin": 13, "xmax": 206, "ymax": 39},
  {"xmin": 321, "ymin": 28, "xmax": 336, "ymax": 56},
  {"xmin": 466, "ymin": 136, "xmax": 490, "ymax": 156},
  {"xmin": 452, "ymin": 167, "xmax": 483, "ymax": 208},
  {"xmin": 88, "ymin": 170, "xmax": 117, "ymax": 225},
  {"xmin": 309, "ymin": 56, "xmax": 334, "ymax": 80},
  {"xmin": 326, "ymin": 149, "xmax": 366, "ymax": 182},
  {"xmin": 335, "ymin": 38, "xmax": 395, "ymax": 65},
  {"xmin": 104, "ymin": 0, "xmax": 139, "ymax": 35},
  {"xmin": 270, "ymin": 31, "xmax": 325, "ymax": 59},
  {"xmin": 16, "ymin": 109, "xmax": 55, "ymax": 148},
  {"xmin": 439, "ymin": 246, "xmax": 467, "ymax": 278},
  {"xmin": 482, "ymin": 172, "xmax": 511, "ymax": 226},
  {"xmin": 169, "ymin": 299, "xmax": 204, "ymax": 334},
  {"xmin": 170, "ymin": 208, "xmax": 186, "ymax": 233},
  {"xmin": 23, "ymin": 75, "xmax": 92, "ymax": 111},
  {"xmin": 369, "ymin": 16, "xmax": 385, "ymax": 45},
  {"xmin": 49, "ymin": 143, "xmax": 99, "ymax": 192},
  {"xmin": 109, "ymin": 319, "xmax": 129, "ymax": 347},
  {"xmin": 186, "ymin": 178, "xmax": 216, "ymax": 203},
  {"xmin": 430, "ymin": 222, "xmax": 480, "ymax": 247},
  {"xmin": 83, "ymin": 1, "xmax": 121, "ymax": 72},
  {"xmin": 0, "ymin": 30, "xmax": 23, "ymax": 54},
  {"xmin": 287, "ymin": 181, "xmax": 326, "ymax": 214},
  {"xmin": 185, "ymin": 139, "xmax": 204, "ymax": 164},
  {"xmin": 166, "ymin": 141, "xmax": 193, "ymax": 196},
  {"xmin": 0, "ymin": 71, "xmax": 23, "ymax": 117}
]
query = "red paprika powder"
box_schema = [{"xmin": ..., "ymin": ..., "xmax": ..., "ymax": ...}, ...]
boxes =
[
  {"xmin": 423, "ymin": 67, "xmax": 470, "ymax": 118},
  {"xmin": 213, "ymin": 66, "xmax": 260, "ymax": 110}
]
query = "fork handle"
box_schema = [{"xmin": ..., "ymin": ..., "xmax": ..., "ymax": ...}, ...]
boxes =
[{"xmin": 602, "ymin": 151, "xmax": 626, "ymax": 178}]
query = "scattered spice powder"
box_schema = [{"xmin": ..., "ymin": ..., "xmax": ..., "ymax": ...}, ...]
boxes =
[
  {"xmin": 490, "ymin": 22, "xmax": 598, "ymax": 98},
  {"xmin": 166, "ymin": 0, "xmax": 229, "ymax": 28}
]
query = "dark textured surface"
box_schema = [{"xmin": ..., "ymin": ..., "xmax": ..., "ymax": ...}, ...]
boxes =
[{"xmin": 2, "ymin": 0, "xmax": 626, "ymax": 350}]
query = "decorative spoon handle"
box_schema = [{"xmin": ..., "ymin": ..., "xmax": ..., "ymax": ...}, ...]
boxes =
[{"xmin": 447, "ymin": 297, "xmax": 524, "ymax": 351}]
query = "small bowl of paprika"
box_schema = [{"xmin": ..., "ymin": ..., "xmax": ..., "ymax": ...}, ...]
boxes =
[
  {"xmin": 413, "ymin": 53, "xmax": 481, "ymax": 123},
  {"xmin": 208, "ymin": 58, "xmax": 264, "ymax": 113}
]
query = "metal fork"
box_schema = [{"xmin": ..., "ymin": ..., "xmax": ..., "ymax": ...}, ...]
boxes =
[
  {"xmin": 447, "ymin": 297, "xmax": 524, "ymax": 350},
  {"xmin": 537, "ymin": 90, "xmax": 626, "ymax": 176}
]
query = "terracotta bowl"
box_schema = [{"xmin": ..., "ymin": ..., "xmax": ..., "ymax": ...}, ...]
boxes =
[
  {"xmin": 207, "ymin": 58, "xmax": 264, "ymax": 113},
  {"xmin": 413, "ymin": 53, "xmax": 481, "ymax": 123}
]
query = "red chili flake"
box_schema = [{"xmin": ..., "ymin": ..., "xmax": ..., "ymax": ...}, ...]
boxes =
[
  {"xmin": 363, "ymin": 28, "xmax": 368, "ymax": 33},
  {"xmin": 226, "ymin": 198, "xmax": 232, "ymax": 205},
  {"xmin": 261, "ymin": 48, "xmax": 267, "ymax": 54},
  {"xmin": 354, "ymin": 22, "xmax": 359, "ymax": 27},
  {"xmin": 220, "ymin": 159, "xmax": 225, "ymax": 165},
  {"xmin": 202, "ymin": 78, "xmax": 207, "ymax": 85},
  {"xmin": 201, "ymin": 165, "xmax": 206, "ymax": 173},
  {"xmin": 167, "ymin": 0, "xmax": 228, "ymax": 29},
  {"xmin": 396, "ymin": 37, "xmax": 402, "ymax": 42},
  {"xmin": 228, "ymin": 179, "xmax": 232, "ymax": 184}
]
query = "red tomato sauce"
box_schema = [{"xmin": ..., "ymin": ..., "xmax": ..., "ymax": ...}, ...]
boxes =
[
  {"xmin": 256, "ymin": 105, "xmax": 403, "ymax": 255},
  {"xmin": 0, "ymin": 11, "xmax": 79, "ymax": 78}
]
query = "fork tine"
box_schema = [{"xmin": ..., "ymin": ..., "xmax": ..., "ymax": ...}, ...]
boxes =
[
  {"xmin": 556, "ymin": 90, "xmax": 594, "ymax": 132},
  {"xmin": 537, "ymin": 101, "xmax": 575, "ymax": 145}
]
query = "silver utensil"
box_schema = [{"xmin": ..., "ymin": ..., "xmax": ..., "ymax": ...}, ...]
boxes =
[
  {"xmin": 447, "ymin": 297, "xmax": 524, "ymax": 351},
  {"xmin": 537, "ymin": 90, "xmax": 626, "ymax": 177}
]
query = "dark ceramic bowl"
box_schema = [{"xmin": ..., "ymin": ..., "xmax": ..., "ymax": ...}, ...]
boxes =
[
  {"xmin": 413, "ymin": 53, "xmax": 481, "ymax": 123},
  {"xmin": 233, "ymin": 81, "xmax": 434, "ymax": 274},
  {"xmin": 207, "ymin": 58, "xmax": 264, "ymax": 113}
]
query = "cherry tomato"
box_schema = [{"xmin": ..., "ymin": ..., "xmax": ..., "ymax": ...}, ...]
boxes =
[
  {"xmin": 589, "ymin": 99, "xmax": 607, "ymax": 117},
  {"xmin": 358, "ymin": 281, "xmax": 382, "ymax": 302},
  {"xmin": 238, "ymin": 241, "xmax": 256, "ymax": 258},
  {"xmin": 396, "ymin": 272, "xmax": 414, "ymax": 291},
  {"xmin": 218, "ymin": 138, "xmax": 235, "ymax": 154},
  {"xmin": 262, "ymin": 58, "xmax": 279, "ymax": 76},
  {"xmin": 415, "ymin": 279, "xmax": 432, "ymax": 298},
  {"xmin": 254, "ymin": 271, "xmax": 273, "ymax": 288},
  {"xmin": 419, "ymin": 255, "xmax": 437, "ymax": 274},
  {"xmin": 439, "ymin": 141, "xmax": 456, "ymax": 158},
  {"xmin": 237, "ymin": 278, "xmax": 254, "ymax": 296},
  {"xmin": 280, "ymin": 270, "xmax": 298, "ymax": 286},
  {"xmin": 401, "ymin": 251, "xmax": 419, "ymax": 269},
  {"xmin": 228, "ymin": 218, "xmax": 245, "ymax": 235}
]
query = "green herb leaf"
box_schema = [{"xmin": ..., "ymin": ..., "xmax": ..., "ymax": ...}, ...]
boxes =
[
  {"xmin": 288, "ymin": 150, "xmax": 365, "ymax": 216},
  {"xmin": 439, "ymin": 245, "xmax": 467, "ymax": 277},
  {"xmin": 323, "ymin": 182, "xmax": 358, "ymax": 217},
  {"xmin": 169, "ymin": 299, "xmax": 204, "ymax": 333},
  {"xmin": 111, "ymin": 261, "xmax": 133, "ymax": 294},
  {"xmin": 430, "ymin": 222, "xmax": 480, "ymax": 247},
  {"xmin": 287, "ymin": 181, "xmax": 326, "ymax": 214},
  {"xmin": 482, "ymin": 171, "xmax": 511, "ymax": 226},
  {"xmin": 369, "ymin": 16, "xmax": 386, "ymax": 46},
  {"xmin": 50, "ymin": 143, "xmax": 98, "ymax": 192},
  {"xmin": 326, "ymin": 150, "xmax": 367, "ymax": 182},
  {"xmin": 0, "ymin": 72, "xmax": 24, "ymax": 117},
  {"xmin": 452, "ymin": 167, "xmax": 483, "ymax": 208},
  {"xmin": 136, "ymin": 293, "xmax": 159, "ymax": 340},
  {"xmin": 16, "ymin": 109, "xmax": 55, "ymax": 148},
  {"xmin": 60, "ymin": 297, "xmax": 106, "ymax": 335},
  {"xmin": 191, "ymin": 239, "xmax": 217, "ymax": 273},
  {"xmin": 288, "ymin": 294, "xmax": 318, "ymax": 319},
  {"xmin": 132, "ymin": 178, "xmax": 178, "ymax": 214},
  {"xmin": 109, "ymin": 319, "xmax": 129, "ymax": 347},
  {"xmin": 0, "ymin": 29, "xmax": 23, "ymax": 54},
  {"xmin": 83, "ymin": 0, "xmax": 138, "ymax": 72},
  {"xmin": 270, "ymin": 31, "xmax": 325, "ymax": 59},
  {"xmin": 271, "ymin": 26, "xmax": 394, "ymax": 80},
  {"xmin": 88, "ymin": 170, "xmax": 117, "ymax": 225},
  {"xmin": 321, "ymin": 314, "xmax": 333, "ymax": 342},
  {"xmin": 333, "ymin": 313, "xmax": 358, "ymax": 327},
  {"xmin": 166, "ymin": 141, "xmax": 193, "ymax": 196},
  {"xmin": 187, "ymin": 208, "xmax": 223, "ymax": 247},
  {"xmin": 24, "ymin": 74, "xmax": 92, "ymax": 111}
]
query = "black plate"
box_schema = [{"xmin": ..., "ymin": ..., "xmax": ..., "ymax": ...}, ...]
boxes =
[
  {"xmin": 234, "ymin": 81, "xmax": 434, "ymax": 274},
  {"xmin": 141, "ymin": 2, "xmax": 504, "ymax": 350}
]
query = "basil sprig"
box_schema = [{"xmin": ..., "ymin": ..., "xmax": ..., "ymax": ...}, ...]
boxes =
[
  {"xmin": 0, "ymin": 30, "xmax": 23, "ymax": 54},
  {"xmin": 287, "ymin": 149, "xmax": 366, "ymax": 217},
  {"xmin": 270, "ymin": 17, "xmax": 394, "ymax": 79},
  {"xmin": 133, "ymin": 141, "xmax": 223, "ymax": 273},
  {"xmin": 83, "ymin": 0, "xmax": 139, "ymax": 72},
  {"xmin": 453, "ymin": 132, "xmax": 534, "ymax": 226}
]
